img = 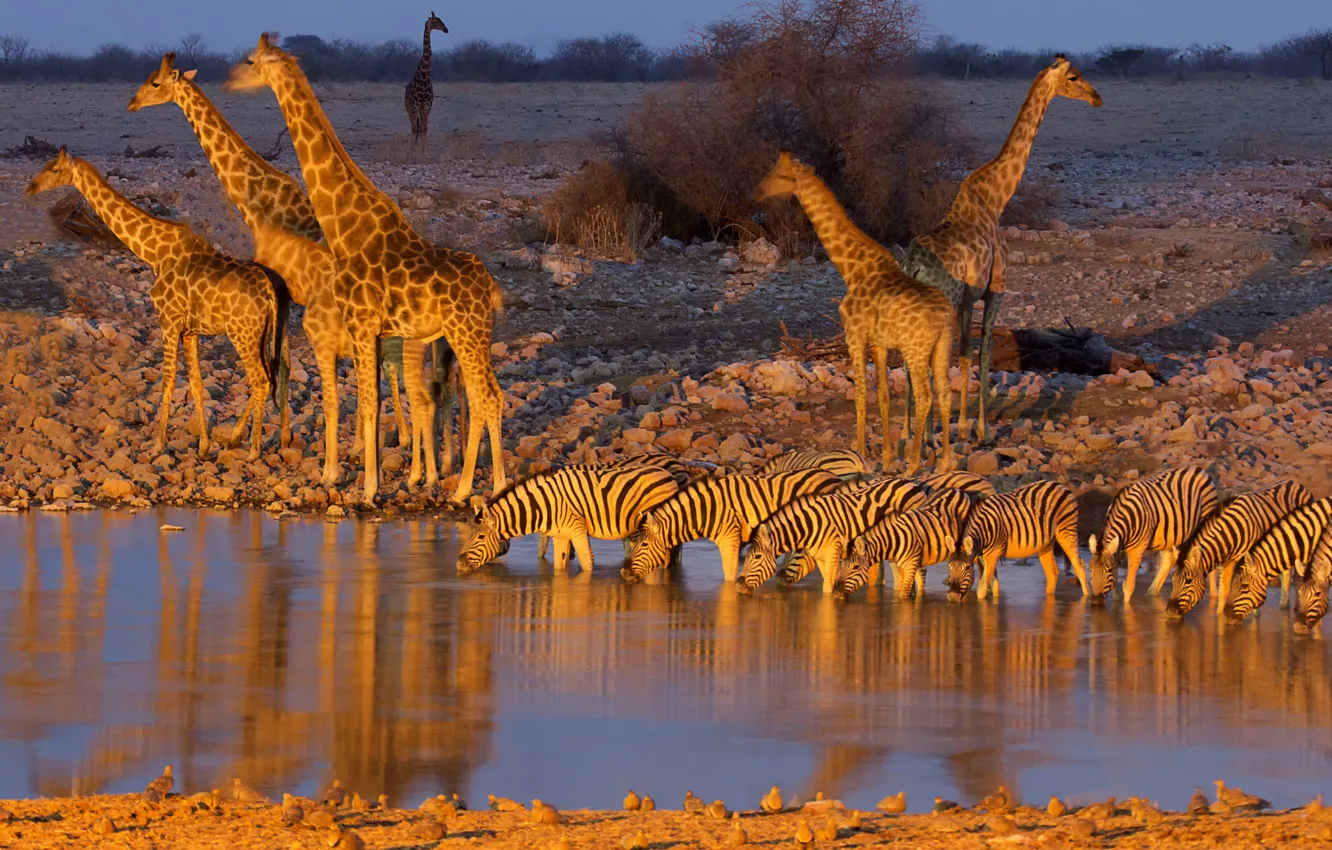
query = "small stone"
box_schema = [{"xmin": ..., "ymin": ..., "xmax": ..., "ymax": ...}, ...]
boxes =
[
  {"xmin": 656, "ymin": 429, "xmax": 696, "ymax": 453},
  {"xmin": 203, "ymin": 485, "xmax": 236, "ymax": 502},
  {"xmin": 967, "ymin": 451, "xmax": 999, "ymax": 475},
  {"xmin": 101, "ymin": 477, "xmax": 134, "ymax": 500}
]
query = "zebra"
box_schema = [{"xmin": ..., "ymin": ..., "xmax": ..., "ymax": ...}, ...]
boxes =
[
  {"xmin": 837, "ymin": 488, "xmax": 974, "ymax": 599},
  {"xmin": 535, "ymin": 454, "xmax": 693, "ymax": 562},
  {"xmin": 457, "ymin": 465, "xmax": 680, "ymax": 574},
  {"xmin": 622, "ymin": 468, "xmax": 843, "ymax": 583},
  {"xmin": 1224, "ymin": 497, "xmax": 1332, "ymax": 625},
  {"xmin": 1294, "ymin": 520, "xmax": 1332, "ymax": 636},
  {"xmin": 759, "ymin": 447, "xmax": 870, "ymax": 482},
  {"xmin": 738, "ymin": 477, "xmax": 926, "ymax": 594},
  {"xmin": 945, "ymin": 480, "xmax": 1086, "ymax": 602},
  {"xmin": 1165, "ymin": 479, "xmax": 1312, "ymax": 619},
  {"xmin": 916, "ymin": 470, "xmax": 997, "ymax": 500},
  {"xmin": 1087, "ymin": 466, "xmax": 1218, "ymax": 602}
]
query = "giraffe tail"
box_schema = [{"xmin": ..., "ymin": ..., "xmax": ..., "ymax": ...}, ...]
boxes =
[
  {"xmin": 255, "ymin": 263, "xmax": 291, "ymax": 406},
  {"xmin": 488, "ymin": 272, "xmax": 504, "ymax": 317}
]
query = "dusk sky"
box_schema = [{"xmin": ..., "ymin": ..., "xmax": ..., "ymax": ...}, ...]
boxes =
[{"xmin": 5, "ymin": 0, "xmax": 1329, "ymax": 56}]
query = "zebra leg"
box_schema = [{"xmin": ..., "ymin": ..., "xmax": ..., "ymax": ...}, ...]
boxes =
[
  {"xmin": 551, "ymin": 536, "xmax": 571, "ymax": 571},
  {"xmin": 1148, "ymin": 548, "xmax": 1178, "ymax": 596},
  {"xmin": 1038, "ymin": 548, "xmax": 1059, "ymax": 595},
  {"xmin": 569, "ymin": 524, "xmax": 596, "ymax": 573},
  {"xmin": 1216, "ymin": 558, "xmax": 1237, "ymax": 614},
  {"xmin": 818, "ymin": 541, "xmax": 845, "ymax": 595},
  {"xmin": 1280, "ymin": 568, "xmax": 1291, "ymax": 608},
  {"xmin": 1122, "ymin": 549, "xmax": 1145, "ymax": 600},
  {"xmin": 1056, "ymin": 531, "xmax": 1090, "ymax": 597},
  {"xmin": 913, "ymin": 562, "xmax": 926, "ymax": 598},
  {"xmin": 537, "ymin": 532, "xmax": 550, "ymax": 560},
  {"xmin": 718, "ymin": 529, "xmax": 743, "ymax": 583}
]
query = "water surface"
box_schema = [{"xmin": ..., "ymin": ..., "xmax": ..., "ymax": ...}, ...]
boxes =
[{"xmin": 1, "ymin": 508, "xmax": 1329, "ymax": 812}]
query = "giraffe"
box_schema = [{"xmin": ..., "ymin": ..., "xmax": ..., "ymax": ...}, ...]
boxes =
[
  {"xmin": 901, "ymin": 54, "xmax": 1101, "ymax": 443},
  {"xmin": 127, "ymin": 51, "xmax": 452, "ymax": 487},
  {"xmin": 755, "ymin": 152, "xmax": 955, "ymax": 474},
  {"xmin": 226, "ymin": 33, "xmax": 506, "ymax": 506},
  {"xmin": 405, "ymin": 12, "xmax": 449, "ymax": 141},
  {"xmin": 25, "ymin": 148, "xmax": 290, "ymax": 460}
]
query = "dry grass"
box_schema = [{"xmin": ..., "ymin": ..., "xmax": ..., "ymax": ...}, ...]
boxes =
[
  {"xmin": 1220, "ymin": 130, "xmax": 1282, "ymax": 162},
  {"xmin": 542, "ymin": 160, "xmax": 662, "ymax": 260},
  {"xmin": 1001, "ymin": 178, "xmax": 1063, "ymax": 229},
  {"xmin": 371, "ymin": 131, "xmax": 491, "ymax": 165}
]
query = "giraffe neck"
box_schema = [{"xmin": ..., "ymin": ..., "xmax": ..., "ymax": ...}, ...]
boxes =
[
  {"xmin": 266, "ymin": 55, "xmax": 393, "ymax": 251},
  {"xmin": 68, "ymin": 158, "xmax": 197, "ymax": 269},
  {"xmin": 791, "ymin": 169, "xmax": 888, "ymax": 279},
  {"xmin": 969, "ymin": 72, "xmax": 1058, "ymax": 217},
  {"xmin": 173, "ymin": 78, "xmax": 305, "ymax": 234},
  {"xmin": 415, "ymin": 24, "xmax": 433, "ymax": 81}
]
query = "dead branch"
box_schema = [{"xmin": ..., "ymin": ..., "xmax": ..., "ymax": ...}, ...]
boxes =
[
  {"xmin": 259, "ymin": 127, "xmax": 289, "ymax": 162},
  {"xmin": 2, "ymin": 135, "xmax": 60, "ymax": 159},
  {"xmin": 122, "ymin": 144, "xmax": 170, "ymax": 159}
]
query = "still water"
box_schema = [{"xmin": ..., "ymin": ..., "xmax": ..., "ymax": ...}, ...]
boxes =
[{"xmin": 1, "ymin": 508, "xmax": 1329, "ymax": 813}]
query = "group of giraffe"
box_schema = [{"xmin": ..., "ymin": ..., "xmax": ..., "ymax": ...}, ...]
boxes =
[
  {"xmin": 758, "ymin": 54, "xmax": 1102, "ymax": 476},
  {"xmin": 25, "ymin": 22, "xmax": 505, "ymax": 508}
]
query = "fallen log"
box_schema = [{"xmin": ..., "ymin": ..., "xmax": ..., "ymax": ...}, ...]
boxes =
[
  {"xmin": 46, "ymin": 192, "xmax": 126, "ymax": 250},
  {"xmin": 2, "ymin": 134, "xmax": 60, "ymax": 159},
  {"xmin": 778, "ymin": 319, "xmax": 1145, "ymax": 376}
]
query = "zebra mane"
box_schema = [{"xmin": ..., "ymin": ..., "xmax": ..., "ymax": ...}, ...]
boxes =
[{"xmin": 482, "ymin": 467, "xmax": 564, "ymax": 507}]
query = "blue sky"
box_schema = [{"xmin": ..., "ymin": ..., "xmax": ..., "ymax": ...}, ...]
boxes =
[{"xmin": 5, "ymin": 0, "xmax": 1329, "ymax": 56}]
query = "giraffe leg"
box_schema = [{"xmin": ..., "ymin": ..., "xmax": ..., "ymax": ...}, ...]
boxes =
[
  {"xmin": 234, "ymin": 330, "xmax": 271, "ymax": 462},
  {"xmin": 276, "ymin": 332, "xmax": 291, "ymax": 449},
  {"xmin": 351, "ymin": 334, "xmax": 383, "ymax": 507},
  {"xmin": 183, "ymin": 334, "xmax": 210, "ymax": 460},
  {"xmin": 901, "ymin": 347, "xmax": 933, "ymax": 477},
  {"xmin": 402, "ymin": 339, "xmax": 438, "ymax": 490},
  {"xmin": 848, "ymin": 335, "xmax": 870, "ymax": 463},
  {"xmin": 383, "ymin": 360, "xmax": 408, "ymax": 452},
  {"xmin": 872, "ymin": 344, "xmax": 893, "ymax": 469},
  {"xmin": 930, "ymin": 325, "xmax": 956, "ymax": 472},
  {"xmin": 955, "ymin": 300, "xmax": 974, "ymax": 443},
  {"xmin": 313, "ymin": 335, "xmax": 342, "ymax": 487},
  {"xmin": 153, "ymin": 326, "xmax": 182, "ymax": 455},
  {"xmin": 977, "ymin": 289, "xmax": 1004, "ymax": 445},
  {"xmin": 430, "ymin": 340, "xmax": 456, "ymax": 476},
  {"xmin": 420, "ymin": 97, "xmax": 432, "ymax": 139},
  {"xmin": 449, "ymin": 342, "xmax": 500, "ymax": 504}
]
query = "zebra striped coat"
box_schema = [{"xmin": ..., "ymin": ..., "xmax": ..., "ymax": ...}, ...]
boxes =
[
  {"xmin": 738, "ymin": 477, "xmax": 926, "ymax": 594},
  {"xmin": 1295, "ymin": 521, "xmax": 1332, "ymax": 636},
  {"xmin": 457, "ymin": 465, "xmax": 680, "ymax": 574},
  {"xmin": 1088, "ymin": 466, "xmax": 1219, "ymax": 601},
  {"xmin": 945, "ymin": 480, "xmax": 1085, "ymax": 602},
  {"xmin": 623, "ymin": 468, "xmax": 843, "ymax": 582},
  {"xmin": 1165, "ymin": 479, "xmax": 1312, "ymax": 619},
  {"xmin": 838, "ymin": 489, "xmax": 974, "ymax": 599},
  {"xmin": 1225, "ymin": 496, "xmax": 1332, "ymax": 624},
  {"xmin": 760, "ymin": 448, "xmax": 870, "ymax": 481},
  {"xmin": 536, "ymin": 454, "xmax": 693, "ymax": 561}
]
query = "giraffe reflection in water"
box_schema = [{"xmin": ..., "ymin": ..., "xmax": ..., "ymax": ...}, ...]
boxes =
[{"xmin": 2, "ymin": 513, "xmax": 1331, "ymax": 809}]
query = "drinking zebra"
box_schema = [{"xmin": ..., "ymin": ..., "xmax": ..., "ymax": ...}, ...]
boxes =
[
  {"xmin": 837, "ymin": 488, "xmax": 974, "ymax": 599},
  {"xmin": 1294, "ymin": 521, "xmax": 1332, "ymax": 636},
  {"xmin": 1224, "ymin": 497, "xmax": 1332, "ymax": 624}
]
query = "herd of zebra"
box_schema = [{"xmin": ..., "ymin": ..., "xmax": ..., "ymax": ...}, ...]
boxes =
[{"xmin": 455, "ymin": 449, "xmax": 1331, "ymax": 635}]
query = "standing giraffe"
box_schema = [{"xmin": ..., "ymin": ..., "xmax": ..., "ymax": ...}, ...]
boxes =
[
  {"xmin": 755, "ymin": 152, "xmax": 955, "ymax": 474},
  {"xmin": 26, "ymin": 148, "xmax": 290, "ymax": 460},
  {"xmin": 226, "ymin": 33, "xmax": 505, "ymax": 507},
  {"xmin": 901, "ymin": 54, "xmax": 1101, "ymax": 443},
  {"xmin": 405, "ymin": 12, "xmax": 449, "ymax": 140},
  {"xmin": 127, "ymin": 52, "xmax": 454, "ymax": 488}
]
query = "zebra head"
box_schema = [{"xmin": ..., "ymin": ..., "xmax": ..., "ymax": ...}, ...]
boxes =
[
  {"xmin": 622, "ymin": 515, "xmax": 670, "ymax": 582},
  {"xmin": 946, "ymin": 535, "xmax": 975, "ymax": 603},
  {"xmin": 1294, "ymin": 565, "xmax": 1329, "ymax": 636},
  {"xmin": 738, "ymin": 525, "xmax": 778, "ymax": 591},
  {"xmin": 457, "ymin": 499, "xmax": 506, "ymax": 574},
  {"xmin": 1087, "ymin": 534, "xmax": 1119, "ymax": 603},
  {"xmin": 1223, "ymin": 557, "xmax": 1268, "ymax": 624},
  {"xmin": 833, "ymin": 539, "xmax": 871, "ymax": 599},
  {"xmin": 1166, "ymin": 550, "xmax": 1207, "ymax": 619}
]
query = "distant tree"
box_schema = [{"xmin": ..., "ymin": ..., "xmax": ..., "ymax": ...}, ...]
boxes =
[
  {"xmin": 1185, "ymin": 42, "xmax": 1233, "ymax": 72},
  {"xmin": 1095, "ymin": 47, "xmax": 1145, "ymax": 78},
  {"xmin": 0, "ymin": 34, "xmax": 31, "ymax": 66},
  {"xmin": 1299, "ymin": 28, "xmax": 1332, "ymax": 80},
  {"xmin": 178, "ymin": 33, "xmax": 206, "ymax": 67}
]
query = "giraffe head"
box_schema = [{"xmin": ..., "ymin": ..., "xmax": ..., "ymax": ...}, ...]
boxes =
[
  {"xmin": 127, "ymin": 52, "xmax": 198, "ymax": 111},
  {"xmin": 426, "ymin": 12, "xmax": 449, "ymax": 34},
  {"xmin": 754, "ymin": 151, "xmax": 809, "ymax": 202},
  {"xmin": 1043, "ymin": 54, "xmax": 1102, "ymax": 107},
  {"xmin": 25, "ymin": 147, "xmax": 75, "ymax": 197},
  {"xmin": 224, "ymin": 32, "xmax": 287, "ymax": 93}
]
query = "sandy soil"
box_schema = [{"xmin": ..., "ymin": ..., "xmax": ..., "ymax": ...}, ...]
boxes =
[
  {"xmin": 0, "ymin": 79, "xmax": 1330, "ymax": 514},
  {"xmin": 0, "ymin": 792, "xmax": 1328, "ymax": 849}
]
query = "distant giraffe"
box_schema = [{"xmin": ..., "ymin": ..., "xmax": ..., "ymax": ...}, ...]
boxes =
[
  {"xmin": 755, "ymin": 152, "xmax": 955, "ymax": 475},
  {"xmin": 227, "ymin": 33, "xmax": 505, "ymax": 506},
  {"xmin": 26, "ymin": 148, "xmax": 290, "ymax": 460},
  {"xmin": 127, "ymin": 52, "xmax": 455, "ymax": 487},
  {"xmin": 405, "ymin": 12, "xmax": 449, "ymax": 140},
  {"xmin": 902, "ymin": 54, "xmax": 1101, "ymax": 443}
]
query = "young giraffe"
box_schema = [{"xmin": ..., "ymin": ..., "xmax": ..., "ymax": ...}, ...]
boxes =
[
  {"xmin": 901, "ymin": 54, "xmax": 1101, "ymax": 443},
  {"xmin": 227, "ymin": 33, "xmax": 505, "ymax": 506},
  {"xmin": 755, "ymin": 152, "xmax": 955, "ymax": 474},
  {"xmin": 127, "ymin": 52, "xmax": 451, "ymax": 487},
  {"xmin": 405, "ymin": 12, "xmax": 449, "ymax": 140},
  {"xmin": 25, "ymin": 148, "xmax": 290, "ymax": 460}
]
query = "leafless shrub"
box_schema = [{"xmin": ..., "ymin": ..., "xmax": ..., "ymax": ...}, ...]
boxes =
[
  {"xmin": 542, "ymin": 160, "xmax": 662, "ymax": 260},
  {"xmin": 1001, "ymin": 179, "xmax": 1063, "ymax": 229}
]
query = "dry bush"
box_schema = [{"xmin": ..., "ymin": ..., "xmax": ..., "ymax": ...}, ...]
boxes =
[
  {"xmin": 1220, "ymin": 130, "xmax": 1280, "ymax": 162},
  {"xmin": 542, "ymin": 160, "xmax": 663, "ymax": 260},
  {"xmin": 609, "ymin": 0, "xmax": 970, "ymax": 253},
  {"xmin": 1001, "ymin": 178, "xmax": 1063, "ymax": 228}
]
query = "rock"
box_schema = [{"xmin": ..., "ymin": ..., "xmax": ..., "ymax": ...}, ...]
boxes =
[
  {"xmin": 622, "ymin": 428, "xmax": 655, "ymax": 444},
  {"xmin": 755, "ymin": 361, "xmax": 806, "ymax": 396},
  {"xmin": 967, "ymin": 451, "xmax": 999, "ymax": 475},
  {"xmin": 52, "ymin": 483, "xmax": 74, "ymax": 500},
  {"xmin": 741, "ymin": 237, "xmax": 781, "ymax": 266},
  {"xmin": 656, "ymin": 429, "xmax": 696, "ymax": 453},
  {"xmin": 203, "ymin": 485, "xmax": 236, "ymax": 502},
  {"xmin": 1306, "ymin": 443, "xmax": 1332, "ymax": 459},
  {"xmin": 1128, "ymin": 371, "xmax": 1154, "ymax": 390},
  {"xmin": 712, "ymin": 394, "xmax": 749, "ymax": 413},
  {"xmin": 639, "ymin": 411, "xmax": 662, "ymax": 431},
  {"xmin": 1166, "ymin": 416, "xmax": 1204, "ymax": 444},
  {"xmin": 659, "ymin": 236, "xmax": 685, "ymax": 252},
  {"xmin": 516, "ymin": 436, "xmax": 544, "ymax": 459},
  {"xmin": 101, "ymin": 477, "xmax": 134, "ymax": 500},
  {"xmin": 718, "ymin": 433, "xmax": 751, "ymax": 463},
  {"xmin": 107, "ymin": 450, "xmax": 133, "ymax": 472}
]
